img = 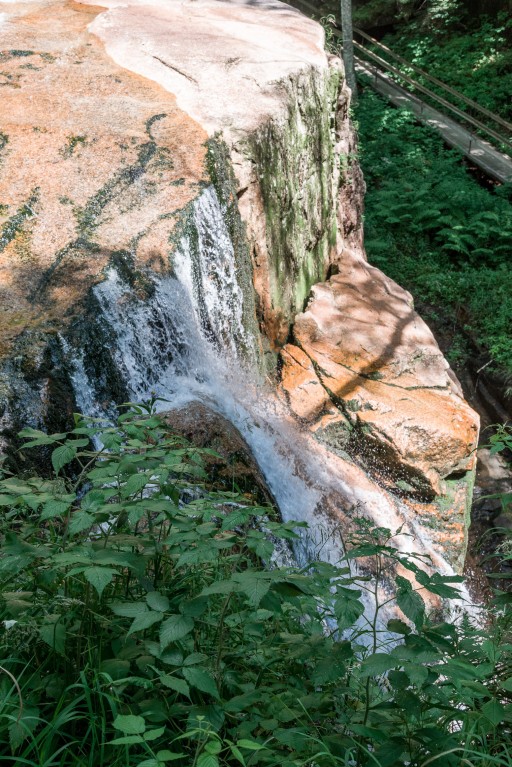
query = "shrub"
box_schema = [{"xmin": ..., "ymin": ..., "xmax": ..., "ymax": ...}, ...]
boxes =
[{"xmin": 0, "ymin": 404, "xmax": 511, "ymax": 764}]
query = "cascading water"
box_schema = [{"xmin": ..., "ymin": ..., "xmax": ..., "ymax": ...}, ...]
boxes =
[{"xmin": 66, "ymin": 183, "xmax": 475, "ymax": 628}]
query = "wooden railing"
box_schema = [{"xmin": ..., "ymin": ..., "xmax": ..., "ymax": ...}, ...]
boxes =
[{"xmin": 288, "ymin": 0, "xmax": 512, "ymax": 154}]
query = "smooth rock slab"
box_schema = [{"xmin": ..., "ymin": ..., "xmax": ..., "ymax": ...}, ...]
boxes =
[
  {"xmin": 0, "ymin": 0, "xmax": 208, "ymax": 358},
  {"xmin": 280, "ymin": 249, "xmax": 480, "ymax": 496}
]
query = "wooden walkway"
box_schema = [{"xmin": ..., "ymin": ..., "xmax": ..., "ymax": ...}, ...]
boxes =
[{"xmin": 289, "ymin": 0, "xmax": 512, "ymax": 183}]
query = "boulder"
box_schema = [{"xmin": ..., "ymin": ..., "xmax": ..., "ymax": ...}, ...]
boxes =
[
  {"xmin": 280, "ymin": 248, "xmax": 480, "ymax": 496},
  {"xmin": 164, "ymin": 401, "xmax": 275, "ymax": 506}
]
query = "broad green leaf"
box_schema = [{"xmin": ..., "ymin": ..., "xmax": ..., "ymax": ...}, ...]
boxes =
[
  {"xmin": 68, "ymin": 510, "xmax": 94, "ymax": 535},
  {"xmin": 374, "ymin": 738, "xmax": 407, "ymax": 767},
  {"xmin": 197, "ymin": 755, "xmax": 218, "ymax": 767},
  {"xmin": 128, "ymin": 611, "xmax": 164, "ymax": 636},
  {"xmin": 123, "ymin": 472, "xmax": 150, "ymax": 496},
  {"xmin": 83, "ymin": 566, "xmax": 119, "ymax": 598},
  {"xmin": 182, "ymin": 667, "xmax": 219, "ymax": 699},
  {"xmin": 237, "ymin": 739, "xmax": 265, "ymax": 750},
  {"xmin": 160, "ymin": 676, "xmax": 190, "ymax": 697},
  {"xmin": 396, "ymin": 577, "xmax": 425, "ymax": 629},
  {"xmin": 40, "ymin": 500, "xmax": 72, "ymax": 521},
  {"xmin": 19, "ymin": 426, "xmax": 52, "ymax": 439},
  {"xmin": 180, "ymin": 596, "xmax": 208, "ymax": 617},
  {"xmin": 229, "ymin": 745, "xmax": 246, "ymax": 765},
  {"xmin": 360, "ymin": 653, "xmax": 400, "ymax": 677},
  {"xmin": 110, "ymin": 601, "xmax": 148, "ymax": 617},
  {"xmin": 51, "ymin": 444, "xmax": 77, "ymax": 474},
  {"xmin": 481, "ymin": 699, "xmax": 505, "ymax": 726},
  {"xmin": 109, "ymin": 735, "xmax": 145, "ymax": 745},
  {"xmin": 160, "ymin": 615, "xmax": 194, "ymax": 648},
  {"xmin": 221, "ymin": 508, "xmax": 252, "ymax": 530},
  {"xmin": 334, "ymin": 594, "xmax": 364, "ymax": 628},
  {"xmin": 100, "ymin": 659, "xmax": 131, "ymax": 680},
  {"xmin": 144, "ymin": 726, "xmax": 166, "ymax": 742},
  {"xmin": 387, "ymin": 619, "xmax": 412, "ymax": 635},
  {"xmin": 403, "ymin": 662, "xmax": 429, "ymax": 686},
  {"xmin": 113, "ymin": 714, "xmax": 146, "ymax": 735},
  {"xmin": 237, "ymin": 576, "xmax": 270, "ymax": 606},
  {"xmin": 146, "ymin": 591, "xmax": 170, "ymax": 612},
  {"xmin": 156, "ymin": 752, "xmax": 185, "ymax": 762},
  {"xmin": 200, "ymin": 580, "xmax": 238, "ymax": 596},
  {"xmin": 8, "ymin": 706, "xmax": 40, "ymax": 751},
  {"xmin": 39, "ymin": 622, "xmax": 66, "ymax": 655}
]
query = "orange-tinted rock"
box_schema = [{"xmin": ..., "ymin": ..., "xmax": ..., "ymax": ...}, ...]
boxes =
[
  {"xmin": 0, "ymin": 0, "xmax": 208, "ymax": 358},
  {"xmin": 281, "ymin": 249, "xmax": 480, "ymax": 495}
]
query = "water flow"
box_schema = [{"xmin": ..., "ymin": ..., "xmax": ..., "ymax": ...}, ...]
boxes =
[{"xmin": 66, "ymin": 184, "xmax": 476, "ymax": 629}]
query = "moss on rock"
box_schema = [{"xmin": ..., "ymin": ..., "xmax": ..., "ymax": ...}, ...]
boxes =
[{"xmin": 251, "ymin": 65, "xmax": 342, "ymax": 324}]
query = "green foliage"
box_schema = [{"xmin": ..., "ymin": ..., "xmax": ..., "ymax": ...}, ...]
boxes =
[
  {"xmin": 356, "ymin": 86, "xmax": 512, "ymax": 372},
  {"xmin": 383, "ymin": 7, "xmax": 512, "ymax": 121},
  {"xmin": 0, "ymin": 403, "xmax": 511, "ymax": 765}
]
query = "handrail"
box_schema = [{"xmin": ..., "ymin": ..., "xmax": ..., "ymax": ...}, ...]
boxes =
[
  {"xmin": 288, "ymin": 0, "xmax": 512, "ymax": 152},
  {"xmin": 352, "ymin": 39, "xmax": 512, "ymax": 150},
  {"xmin": 353, "ymin": 26, "xmax": 512, "ymax": 135}
]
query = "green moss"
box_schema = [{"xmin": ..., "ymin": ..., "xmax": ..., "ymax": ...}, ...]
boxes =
[
  {"xmin": 313, "ymin": 417, "xmax": 354, "ymax": 460},
  {"xmin": 61, "ymin": 135, "xmax": 87, "ymax": 158},
  {"xmin": 251, "ymin": 66, "xmax": 342, "ymax": 325},
  {"xmin": 0, "ymin": 189, "xmax": 39, "ymax": 254}
]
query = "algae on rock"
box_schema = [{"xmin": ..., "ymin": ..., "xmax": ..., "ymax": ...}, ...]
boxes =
[{"xmin": 251, "ymin": 64, "xmax": 342, "ymax": 332}]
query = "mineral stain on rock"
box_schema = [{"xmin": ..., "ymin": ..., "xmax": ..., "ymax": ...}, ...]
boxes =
[{"xmin": 0, "ymin": 0, "xmax": 208, "ymax": 359}]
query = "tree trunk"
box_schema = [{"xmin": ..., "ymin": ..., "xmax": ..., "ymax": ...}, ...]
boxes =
[{"xmin": 340, "ymin": 0, "xmax": 357, "ymax": 98}]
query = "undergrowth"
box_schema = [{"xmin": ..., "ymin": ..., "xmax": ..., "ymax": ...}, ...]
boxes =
[
  {"xmin": 0, "ymin": 403, "xmax": 511, "ymax": 765},
  {"xmin": 356, "ymin": 85, "xmax": 512, "ymax": 374},
  {"xmin": 382, "ymin": 2, "xmax": 512, "ymax": 122}
]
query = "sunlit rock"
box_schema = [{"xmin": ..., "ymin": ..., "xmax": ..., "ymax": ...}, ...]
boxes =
[{"xmin": 280, "ymin": 248, "xmax": 479, "ymax": 497}]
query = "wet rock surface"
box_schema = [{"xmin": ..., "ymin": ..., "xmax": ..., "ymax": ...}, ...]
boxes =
[
  {"xmin": 0, "ymin": 0, "xmax": 208, "ymax": 356},
  {"xmin": 1, "ymin": 0, "xmax": 337, "ymax": 433},
  {"xmin": 164, "ymin": 402, "xmax": 275, "ymax": 506}
]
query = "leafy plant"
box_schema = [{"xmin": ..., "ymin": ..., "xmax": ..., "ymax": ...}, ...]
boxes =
[
  {"xmin": 0, "ymin": 403, "xmax": 511, "ymax": 765},
  {"xmin": 382, "ymin": 9, "xmax": 512, "ymax": 122},
  {"xmin": 356, "ymin": 85, "xmax": 512, "ymax": 374}
]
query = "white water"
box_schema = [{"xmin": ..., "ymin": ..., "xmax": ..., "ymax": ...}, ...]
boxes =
[{"xmin": 66, "ymin": 184, "xmax": 477, "ymax": 632}]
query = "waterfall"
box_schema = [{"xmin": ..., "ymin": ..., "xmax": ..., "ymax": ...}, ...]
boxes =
[{"xmin": 65, "ymin": 183, "xmax": 475, "ymax": 632}]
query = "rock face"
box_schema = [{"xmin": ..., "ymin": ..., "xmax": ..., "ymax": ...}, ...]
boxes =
[
  {"xmin": 0, "ymin": 0, "xmax": 349, "ymax": 437},
  {"xmin": 0, "ymin": 0, "xmax": 479, "ymax": 573},
  {"xmin": 81, "ymin": 0, "xmax": 355, "ymax": 349},
  {"xmin": 280, "ymin": 248, "xmax": 479, "ymax": 497},
  {"xmin": 164, "ymin": 402, "xmax": 275, "ymax": 506}
]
